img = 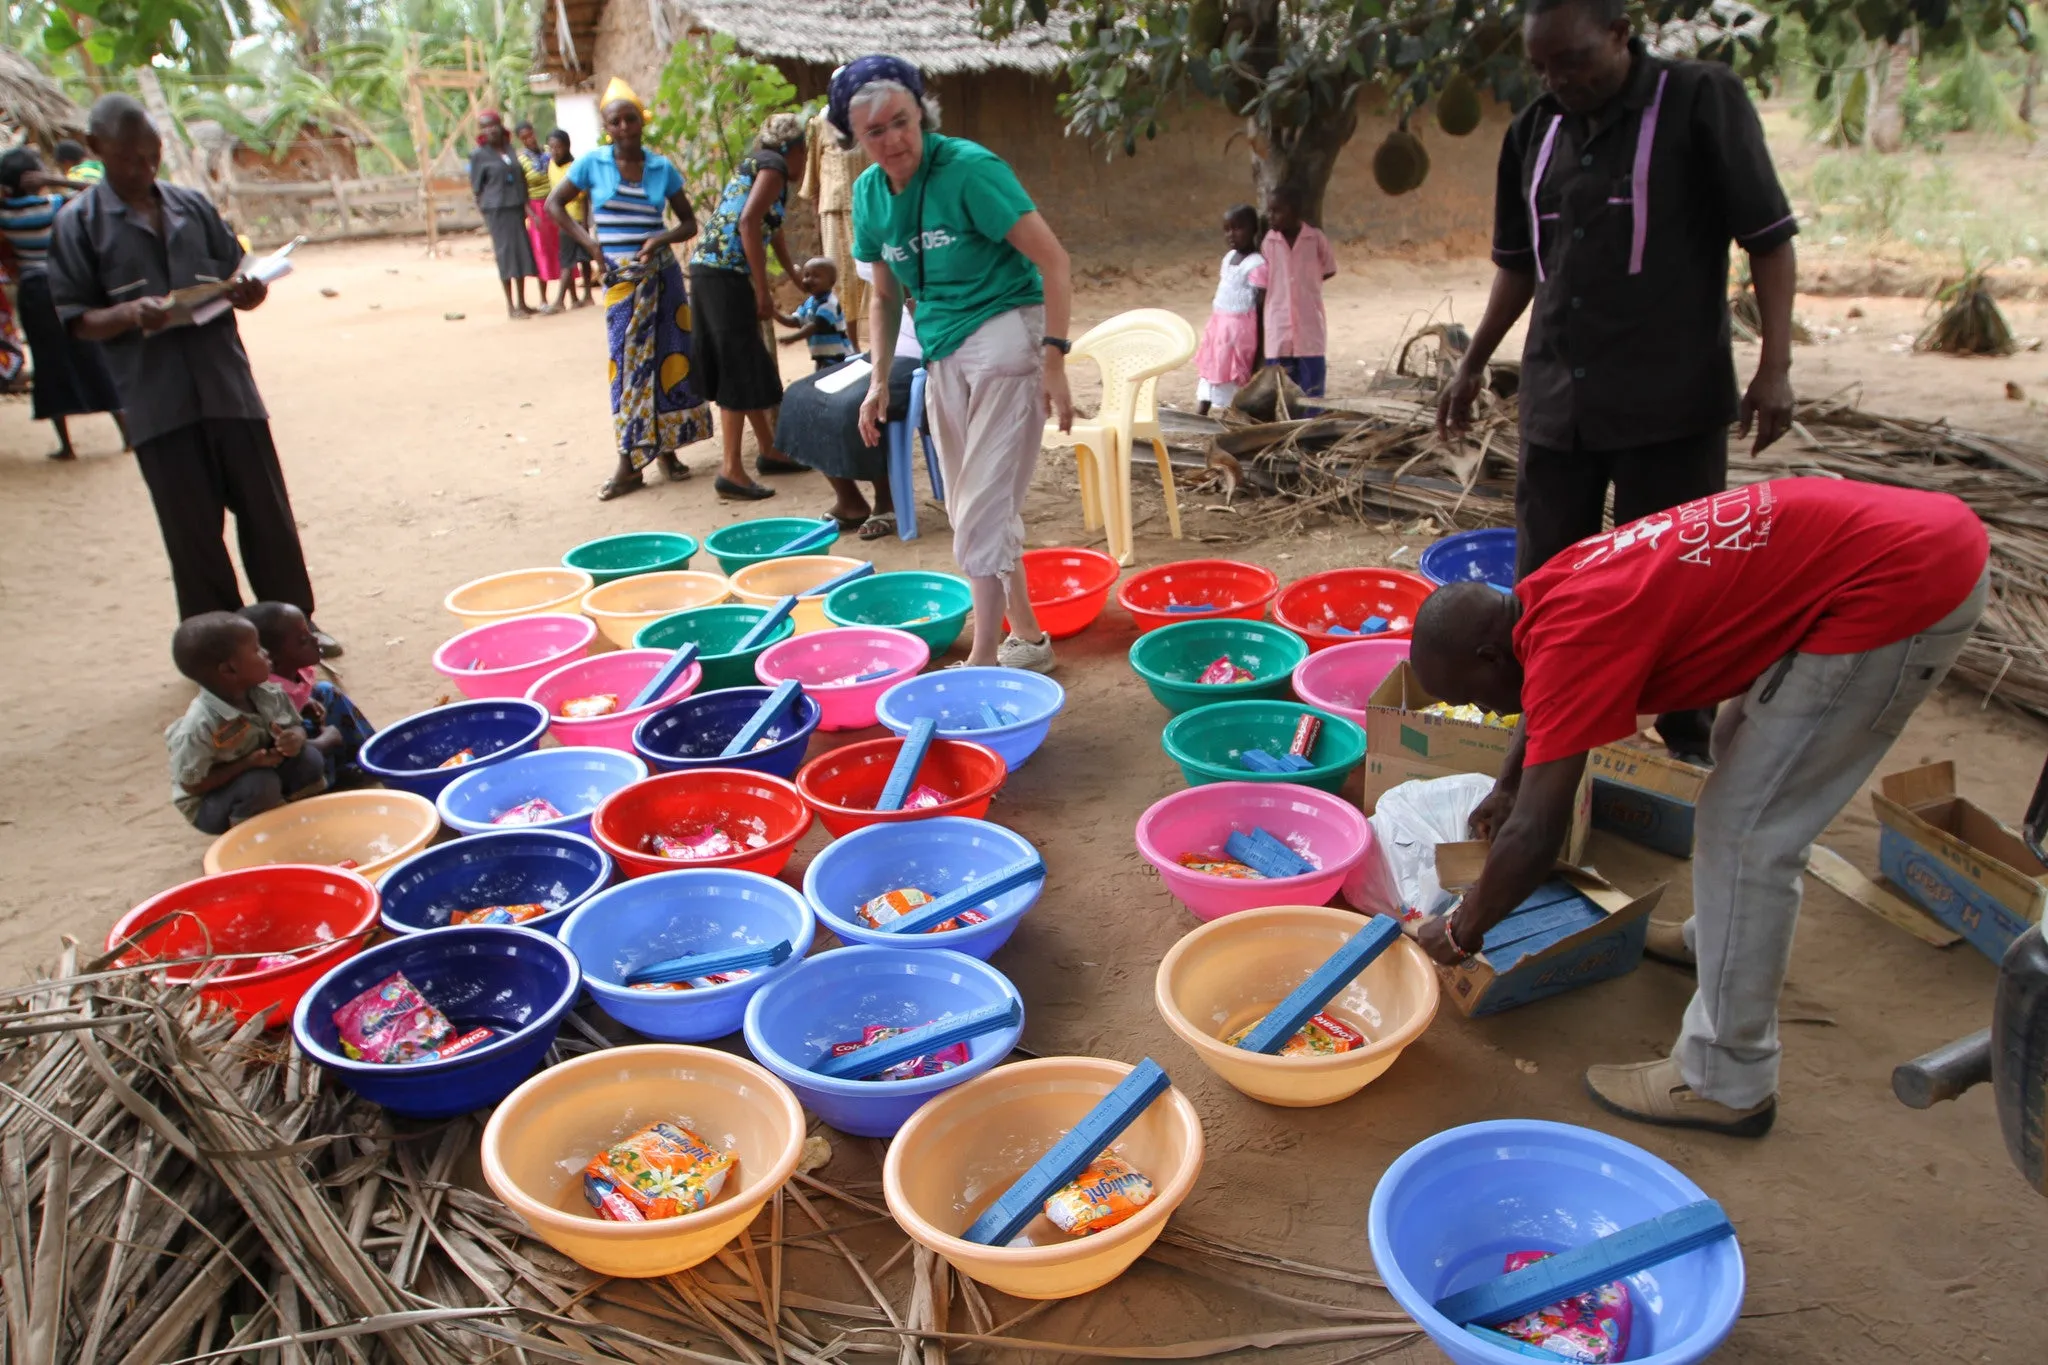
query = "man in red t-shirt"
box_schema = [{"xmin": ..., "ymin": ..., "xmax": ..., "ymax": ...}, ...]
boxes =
[{"xmin": 1407, "ymin": 478, "xmax": 1988, "ymax": 1136}]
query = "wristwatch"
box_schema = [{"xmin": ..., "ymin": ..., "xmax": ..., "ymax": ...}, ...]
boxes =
[{"xmin": 1043, "ymin": 335, "xmax": 1071, "ymax": 354}]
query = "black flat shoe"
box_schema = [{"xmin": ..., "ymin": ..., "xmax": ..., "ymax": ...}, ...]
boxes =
[
  {"xmin": 715, "ymin": 476, "xmax": 776, "ymax": 501},
  {"xmin": 755, "ymin": 455, "xmax": 810, "ymax": 475}
]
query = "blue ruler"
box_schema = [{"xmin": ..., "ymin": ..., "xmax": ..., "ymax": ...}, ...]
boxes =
[
  {"xmin": 876, "ymin": 717, "xmax": 938, "ymax": 812},
  {"xmin": 721, "ymin": 679, "xmax": 804, "ymax": 756},
  {"xmin": 961, "ymin": 1057, "xmax": 1172, "ymax": 1246},
  {"xmin": 799, "ymin": 561, "xmax": 875, "ymax": 598},
  {"xmin": 773, "ymin": 520, "xmax": 841, "ymax": 554},
  {"xmin": 628, "ymin": 643, "xmax": 701, "ymax": 710},
  {"xmin": 880, "ymin": 855, "xmax": 1046, "ymax": 934},
  {"xmin": 1232, "ymin": 916, "xmax": 1402, "ymax": 1054},
  {"xmin": 625, "ymin": 939, "xmax": 793, "ymax": 987},
  {"xmin": 1434, "ymin": 1199, "xmax": 1735, "ymax": 1326},
  {"xmin": 1225, "ymin": 828, "xmax": 1313, "ymax": 879},
  {"xmin": 734, "ymin": 597, "xmax": 797, "ymax": 652},
  {"xmin": 809, "ymin": 998, "xmax": 1022, "ymax": 1079},
  {"xmin": 976, "ymin": 702, "xmax": 1007, "ymax": 730}
]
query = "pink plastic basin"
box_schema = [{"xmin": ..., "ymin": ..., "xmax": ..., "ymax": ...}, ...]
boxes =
[
  {"xmin": 754, "ymin": 627, "xmax": 930, "ymax": 731},
  {"xmin": 432, "ymin": 613, "xmax": 598, "ymax": 699},
  {"xmin": 1290, "ymin": 638, "xmax": 1412, "ymax": 726},
  {"xmin": 1135, "ymin": 780, "xmax": 1373, "ymax": 921},
  {"xmin": 525, "ymin": 648, "xmax": 705, "ymax": 752}
]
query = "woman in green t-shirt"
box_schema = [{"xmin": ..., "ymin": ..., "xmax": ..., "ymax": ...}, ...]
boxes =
[{"xmin": 836, "ymin": 55, "xmax": 1075, "ymax": 674}]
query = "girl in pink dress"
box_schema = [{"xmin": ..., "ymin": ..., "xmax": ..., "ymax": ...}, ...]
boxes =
[{"xmin": 1193, "ymin": 204, "xmax": 1265, "ymax": 414}]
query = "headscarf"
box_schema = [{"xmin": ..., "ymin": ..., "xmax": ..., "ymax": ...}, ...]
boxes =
[
  {"xmin": 477, "ymin": 109, "xmax": 502, "ymax": 148},
  {"xmin": 602, "ymin": 77, "xmax": 646, "ymax": 115},
  {"xmin": 826, "ymin": 54, "xmax": 925, "ymax": 140}
]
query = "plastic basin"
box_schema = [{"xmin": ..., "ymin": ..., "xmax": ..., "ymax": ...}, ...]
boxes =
[
  {"xmin": 743, "ymin": 946, "xmax": 1025, "ymax": 1137},
  {"xmin": 824, "ymin": 571, "xmax": 972, "ymax": 656},
  {"xmin": 1117, "ymin": 559, "xmax": 1279, "ymax": 633},
  {"xmin": 635, "ymin": 604, "xmax": 799, "ymax": 692},
  {"xmin": 1419, "ymin": 527, "xmax": 1517, "ymax": 590},
  {"xmin": 706, "ymin": 517, "xmax": 844, "ymax": 575},
  {"xmin": 591, "ymin": 769, "xmax": 813, "ymax": 879},
  {"xmin": 561, "ymin": 868, "xmax": 815, "ymax": 1042},
  {"xmin": 526, "ymin": 648, "xmax": 704, "ymax": 751},
  {"xmin": 875, "ymin": 668, "xmax": 1064, "ymax": 771},
  {"xmin": 564, "ymin": 531, "xmax": 699, "ymax": 585},
  {"xmin": 481, "ymin": 1044, "xmax": 806, "ymax": 1277},
  {"xmin": 1274, "ymin": 568, "xmax": 1436, "ymax": 652},
  {"xmin": 1134, "ymin": 781, "xmax": 1373, "ymax": 921},
  {"xmin": 1368, "ymin": 1119, "xmax": 1746, "ymax": 1365},
  {"xmin": 203, "ymin": 790, "xmax": 440, "ymax": 881},
  {"xmin": 376, "ymin": 829, "xmax": 614, "ymax": 937},
  {"xmin": 1162, "ymin": 701, "xmax": 1364, "ymax": 794},
  {"xmin": 582, "ymin": 571, "xmax": 732, "ymax": 649},
  {"xmin": 754, "ymin": 627, "xmax": 930, "ymax": 731},
  {"xmin": 1290, "ymin": 639, "xmax": 1412, "ymax": 726},
  {"xmin": 795, "ymin": 736, "xmax": 1007, "ymax": 838},
  {"xmin": 106, "ymin": 865, "xmax": 379, "ymax": 1025},
  {"xmin": 432, "ymin": 613, "xmax": 598, "ymax": 700},
  {"xmin": 883, "ymin": 1057, "xmax": 1205, "ymax": 1299},
  {"xmin": 358, "ymin": 698, "xmax": 551, "ymax": 801},
  {"xmin": 633, "ymin": 686, "xmax": 823, "ymax": 781},
  {"xmin": 437, "ymin": 747, "xmax": 648, "ymax": 838},
  {"xmin": 1012, "ymin": 546, "xmax": 1120, "ymax": 640},
  {"xmin": 802, "ymin": 816, "xmax": 1043, "ymax": 961},
  {"xmin": 1128, "ymin": 618, "xmax": 1309, "ymax": 714},
  {"xmin": 445, "ymin": 567, "xmax": 595, "ymax": 631},
  {"xmin": 1154, "ymin": 906, "xmax": 1436, "ymax": 1106},
  {"xmin": 292, "ymin": 925, "xmax": 581, "ymax": 1117},
  {"xmin": 730, "ymin": 555, "xmax": 867, "ymax": 635}
]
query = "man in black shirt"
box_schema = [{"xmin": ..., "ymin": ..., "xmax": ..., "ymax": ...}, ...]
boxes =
[
  {"xmin": 1437, "ymin": 0, "xmax": 1795, "ymax": 762},
  {"xmin": 51, "ymin": 95, "xmax": 336, "ymax": 654}
]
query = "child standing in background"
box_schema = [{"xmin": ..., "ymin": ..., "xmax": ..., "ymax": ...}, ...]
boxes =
[
  {"xmin": 1250, "ymin": 185, "xmax": 1336, "ymax": 397},
  {"xmin": 546, "ymin": 129, "xmax": 597, "ymax": 309},
  {"xmin": 166, "ymin": 613, "xmax": 329, "ymax": 834},
  {"xmin": 241, "ymin": 601, "xmax": 376, "ymax": 789},
  {"xmin": 1193, "ymin": 204, "xmax": 1265, "ymax": 415},
  {"xmin": 777, "ymin": 258, "xmax": 853, "ymax": 370}
]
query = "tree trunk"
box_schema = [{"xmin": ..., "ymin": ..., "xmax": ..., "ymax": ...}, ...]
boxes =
[
  {"xmin": 1869, "ymin": 37, "xmax": 1916, "ymax": 153},
  {"xmin": 1249, "ymin": 102, "xmax": 1359, "ymax": 230}
]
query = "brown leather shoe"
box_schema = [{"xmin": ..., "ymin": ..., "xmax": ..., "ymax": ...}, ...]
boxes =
[
  {"xmin": 1585, "ymin": 1057, "xmax": 1775, "ymax": 1138},
  {"xmin": 1643, "ymin": 917, "xmax": 1695, "ymax": 971}
]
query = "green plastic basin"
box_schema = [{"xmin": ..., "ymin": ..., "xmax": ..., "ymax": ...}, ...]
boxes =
[
  {"xmin": 1160, "ymin": 700, "xmax": 1365, "ymax": 794},
  {"xmin": 823, "ymin": 571, "xmax": 973, "ymax": 656},
  {"xmin": 703, "ymin": 518, "xmax": 841, "ymax": 575},
  {"xmin": 561, "ymin": 532, "xmax": 697, "ymax": 585},
  {"xmin": 634, "ymin": 604, "xmax": 799, "ymax": 691},
  {"xmin": 1128, "ymin": 618, "xmax": 1308, "ymax": 714}
]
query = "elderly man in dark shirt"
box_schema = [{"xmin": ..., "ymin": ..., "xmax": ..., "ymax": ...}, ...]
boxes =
[
  {"xmin": 50, "ymin": 95, "xmax": 335, "ymax": 653},
  {"xmin": 1438, "ymin": 0, "xmax": 1796, "ymax": 762}
]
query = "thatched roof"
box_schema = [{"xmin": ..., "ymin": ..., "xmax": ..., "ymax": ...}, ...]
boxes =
[
  {"xmin": 536, "ymin": 0, "xmax": 1061, "ymax": 82},
  {"xmin": 0, "ymin": 49, "xmax": 87, "ymax": 149}
]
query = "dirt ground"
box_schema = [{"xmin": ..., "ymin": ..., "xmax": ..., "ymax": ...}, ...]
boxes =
[{"xmin": 2, "ymin": 234, "xmax": 2045, "ymax": 1362}]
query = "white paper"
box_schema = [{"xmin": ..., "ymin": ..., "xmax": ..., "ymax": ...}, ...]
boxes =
[
  {"xmin": 190, "ymin": 251, "xmax": 295, "ymax": 327},
  {"xmin": 815, "ymin": 356, "xmax": 873, "ymax": 394}
]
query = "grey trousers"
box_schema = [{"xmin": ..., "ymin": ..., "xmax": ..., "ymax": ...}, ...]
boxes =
[
  {"xmin": 1676, "ymin": 567, "xmax": 1990, "ymax": 1106},
  {"xmin": 192, "ymin": 749, "xmax": 327, "ymax": 836},
  {"xmin": 925, "ymin": 305, "xmax": 1044, "ymax": 579}
]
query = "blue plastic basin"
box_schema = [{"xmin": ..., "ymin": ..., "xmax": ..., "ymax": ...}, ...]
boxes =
[
  {"xmin": 291, "ymin": 925, "xmax": 580, "ymax": 1118},
  {"xmin": 1368, "ymin": 1119, "xmax": 1745, "ymax": 1365},
  {"xmin": 436, "ymin": 746, "xmax": 649, "ymax": 837},
  {"xmin": 359, "ymin": 698, "xmax": 551, "ymax": 801},
  {"xmin": 742, "ymin": 945, "xmax": 1024, "ymax": 1137},
  {"xmin": 632, "ymin": 685, "xmax": 823, "ymax": 781},
  {"xmin": 874, "ymin": 667, "xmax": 1064, "ymax": 771},
  {"xmin": 1419, "ymin": 528, "xmax": 1518, "ymax": 591},
  {"xmin": 377, "ymin": 829, "xmax": 613, "ymax": 937},
  {"xmin": 802, "ymin": 815, "xmax": 1043, "ymax": 961},
  {"xmin": 558, "ymin": 868, "xmax": 816, "ymax": 1042}
]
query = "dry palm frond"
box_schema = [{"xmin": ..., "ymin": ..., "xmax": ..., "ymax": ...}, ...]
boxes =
[{"xmin": 1916, "ymin": 264, "xmax": 2018, "ymax": 356}]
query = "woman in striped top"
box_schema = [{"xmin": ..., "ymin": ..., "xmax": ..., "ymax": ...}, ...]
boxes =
[
  {"xmin": 0, "ymin": 147, "xmax": 123, "ymax": 459},
  {"xmin": 514, "ymin": 120, "xmax": 562, "ymax": 298},
  {"xmin": 548, "ymin": 82, "xmax": 713, "ymax": 501}
]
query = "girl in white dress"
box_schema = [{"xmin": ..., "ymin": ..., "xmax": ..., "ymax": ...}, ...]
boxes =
[{"xmin": 1193, "ymin": 204, "xmax": 1266, "ymax": 414}]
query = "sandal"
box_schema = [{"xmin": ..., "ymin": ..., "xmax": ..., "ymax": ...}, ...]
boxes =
[
  {"xmin": 756, "ymin": 454, "xmax": 811, "ymax": 476},
  {"xmin": 858, "ymin": 513, "xmax": 897, "ymax": 540},
  {"xmin": 715, "ymin": 475, "xmax": 776, "ymax": 501},
  {"xmin": 657, "ymin": 454, "xmax": 692, "ymax": 482},
  {"xmin": 599, "ymin": 471, "xmax": 646, "ymax": 501},
  {"xmin": 820, "ymin": 509, "xmax": 868, "ymax": 530}
]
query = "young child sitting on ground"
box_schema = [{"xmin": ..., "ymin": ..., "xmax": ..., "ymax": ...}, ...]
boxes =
[
  {"xmin": 167, "ymin": 612, "xmax": 333, "ymax": 834},
  {"xmin": 241, "ymin": 601, "xmax": 376, "ymax": 788},
  {"xmin": 1194, "ymin": 203, "xmax": 1266, "ymax": 415},
  {"xmin": 1250, "ymin": 185, "xmax": 1337, "ymax": 398},
  {"xmin": 777, "ymin": 258, "xmax": 853, "ymax": 370}
]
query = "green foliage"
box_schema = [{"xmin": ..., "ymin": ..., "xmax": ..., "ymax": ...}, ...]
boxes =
[
  {"xmin": 647, "ymin": 31, "xmax": 809, "ymax": 205},
  {"xmin": 1922, "ymin": 33, "xmax": 2035, "ymax": 134},
  {"xmin": 38, "ymin": 0, "xmax": 254, "ymax": 76},
  {"xmin": 1809, "ymin": 150, "xmax": 1917, "ymax": 232}
]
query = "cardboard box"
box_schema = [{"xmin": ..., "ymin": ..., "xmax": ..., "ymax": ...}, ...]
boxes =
[
  {"xmin": 1363, "ymin": 661, "xmax": 1591, "ymax": 863},
  {"xmin": 1589, "ymin": 739, "xmax": 1710, "ymax": 859},
  {"xmin": 1432, "ymin": 841, "xmax": 1665, "ymax": 1017},
  {"xmin": 1872, "ymin": 761, "xmax": 2048, "ymax": 963}
]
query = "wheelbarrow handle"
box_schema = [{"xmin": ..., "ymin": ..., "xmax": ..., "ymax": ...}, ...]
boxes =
[{"xmin": 1892, "ymin": 1028, "xmax": 1992, "ymax": 1109}]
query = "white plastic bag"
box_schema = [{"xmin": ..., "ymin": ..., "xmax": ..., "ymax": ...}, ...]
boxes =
[{"xmin": 1343, "ymin": 773, "xmax": 1496, "ymax": 918}]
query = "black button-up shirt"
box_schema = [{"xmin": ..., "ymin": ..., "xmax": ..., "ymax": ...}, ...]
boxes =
[
  {"xmin": 47, "ymin": 181, "xmax": 268, "ymax": 448},
  {"xmin": 1492, "ymin": 41, "xmax": 1796, "ymax": 450},
  {"xmin": 470, "ymin": 145, "xmax": 529, "ymax": 212}
]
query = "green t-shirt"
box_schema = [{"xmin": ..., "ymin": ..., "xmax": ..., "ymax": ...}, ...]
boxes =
[{"xmin": 852, "ymin": 133, "xmax": 1043, "ymax": 361}]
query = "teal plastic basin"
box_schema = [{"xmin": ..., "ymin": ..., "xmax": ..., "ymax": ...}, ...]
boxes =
[
  {"xmin": 1160, "ymin": 700, "xmax": 1364, "ymax": 794},
  {"xmin": 823, "ymin": 571, "xmax": 973, "ymax": 656},
  {"xmin": 561, "ymin": 531, "xmax": 697, "ymax": 585},
  {"xmin": 1128, "ymin": 618, "xmax": 1308, "ymax": 713},
  {"xmin": 704, "ymin": 518, "xmax": 841, "ymax": 575},
  {"xmin": 634, "ymin": 603, "xmax": 799, "ymax": 692}
]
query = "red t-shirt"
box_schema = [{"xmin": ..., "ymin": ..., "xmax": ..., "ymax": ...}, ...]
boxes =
[{"xmin": 1514, "ymin": 478, "xmax": 1987, "ymax": 766}]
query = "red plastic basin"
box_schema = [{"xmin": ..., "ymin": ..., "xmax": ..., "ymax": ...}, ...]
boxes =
[
  {"xmin": 1117, "ymin": 559, "xmax": 1280, "ymax": 634},
  {"xmin": 105, "ymin": 865, "xmax": 380, "ymax": 1025},
  {"xmin": 1274, "ymin": 569, "xmax": 1436, "ymax": 652},
  {"xmin": 795, "ymin": 737, "xmax": 1009, "ymax": 838},
  {"xmin": 591, "ymin": 769, "xmax": 813, "ymax": 879},
  {"xmin": 1013, "ymin": 547, "xmax": 1121, "ymax": 640}
]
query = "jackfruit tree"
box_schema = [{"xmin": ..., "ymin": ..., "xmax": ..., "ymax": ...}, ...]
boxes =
[{"xmin": 975, "ymin": 0, "xmax": 2032, "ymax": 226}]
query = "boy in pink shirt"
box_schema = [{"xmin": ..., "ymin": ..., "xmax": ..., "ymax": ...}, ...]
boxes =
[
  {"xmin": 240, "ymin": 601, "xmax": 376, "ymax": 787},
  {"xmin": 1248, "ymin": 185, "xmax": 1337, "ymax": 396}
]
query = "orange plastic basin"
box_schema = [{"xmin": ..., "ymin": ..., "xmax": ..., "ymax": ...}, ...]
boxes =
[
  {"xmin": 445, "ymin": 567, "xmax": 596, "ymax": 631},
  {"xmin": 203, "ymin": 789, "xmax": 440, "ymax": 882},
  {"xmin": 581, "ymin": 571, "xmax": 733, "ymax": 648},
  {"xmin": 729, "ymin": 556, "xmax": 867, "ymax": 635}
]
